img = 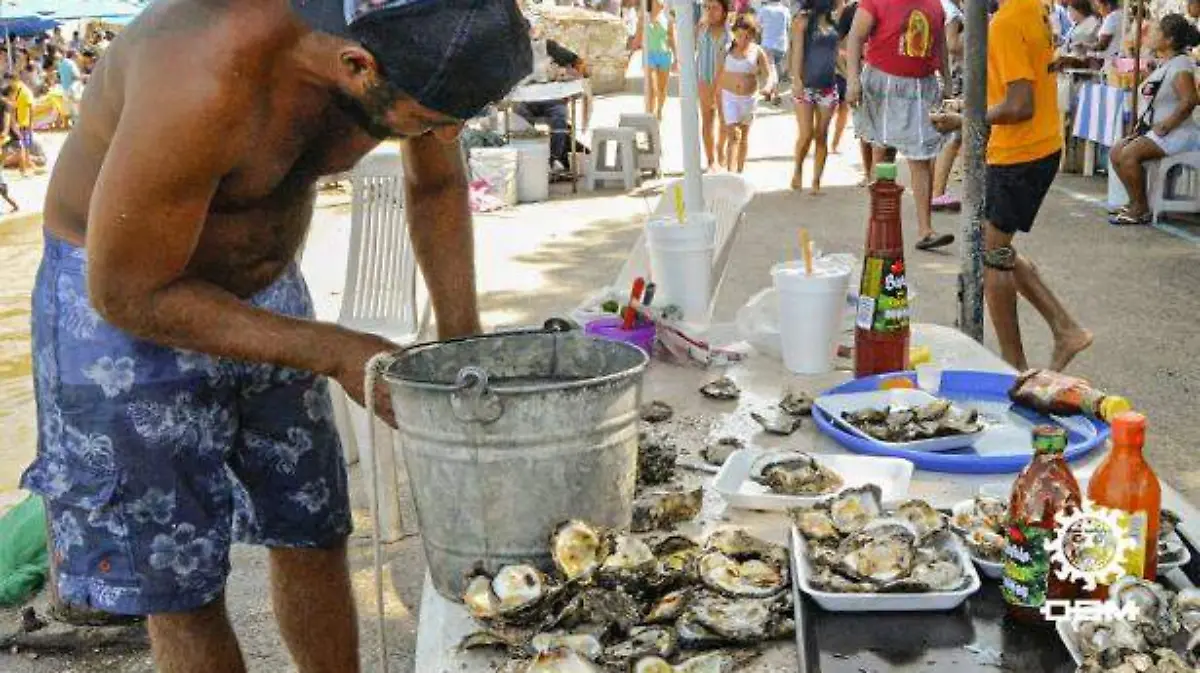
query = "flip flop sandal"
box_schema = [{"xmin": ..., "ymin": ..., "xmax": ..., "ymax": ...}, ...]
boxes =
[
  {"xmin": 915, "ymin": 233, "xmax": 955, "ymax": 250},
  {"xmin": 931, "ymin": 195, "xmax": 962, "ymax": 212},
  {"xmin": 1109, "ymin": 211, "xmax": 1151, "ymax": 226}
]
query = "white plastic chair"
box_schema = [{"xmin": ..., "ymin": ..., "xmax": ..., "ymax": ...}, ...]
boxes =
[
  {"xmin": 1147, "ymin": 151, "xmax": 1200, "ymax": 224},
  {"xmin": 612, "ymin": 174, "xmax": 756, "ymax": 321},
  {"xmin": 330, "ymin": 147, "xmax": 432, "ymax": 542}
]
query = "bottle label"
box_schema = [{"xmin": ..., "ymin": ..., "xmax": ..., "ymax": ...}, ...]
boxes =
[
  {"xmin": 1002, "ymin": 523, "xmax": 1052, "ymax": 609},
  {"xmin": 858, "ymin": 256, "xmax": 909, "ymax": 333},
  {"xmin": 1120, "ymin": 510, "xmax": 1149, "ymax": 578}
]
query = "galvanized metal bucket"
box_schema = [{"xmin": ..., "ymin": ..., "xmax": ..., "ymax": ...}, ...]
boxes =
[{"xmin": 383, "ymin": 320, "xmax": 648, "ymax": 601}]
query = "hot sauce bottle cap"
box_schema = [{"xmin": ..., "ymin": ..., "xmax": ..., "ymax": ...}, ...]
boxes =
[
  {"xmin": 1111, "ymin": 411, "xmax": 1147, "ymax": 447},
  {"xmin": 1099, "ymin": 396, "xmax": 1132, "ymax": 422},
  {"xmin": 875, "ymin": 163, "xmax": 898, "ymax": 181},
  {"xmin": 1032, "ymin": 425, "xmax": 1068, "ymax": 454}
]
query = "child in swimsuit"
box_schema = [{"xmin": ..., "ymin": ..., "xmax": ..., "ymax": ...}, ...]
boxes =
[
  {"xmin": 641, "ymin": 0, "xmax": 677, "ymax": 120},
  {"xmin": 716, "ymin": 14, "xmax": 776, "ymax": 173}
]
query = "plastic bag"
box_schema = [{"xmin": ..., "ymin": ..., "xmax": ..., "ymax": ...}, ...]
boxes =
[{"xmin": 0, "ymin": 494, "xmax": 49, "ymax": 607}]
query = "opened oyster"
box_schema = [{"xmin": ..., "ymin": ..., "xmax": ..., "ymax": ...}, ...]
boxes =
[
  {"xmin": 842, "ymin": 399, "xmax": 982, "ymax": 442},
  {"xmin": 526, "ymin": 646, "xmax": 604, "ymax": 672},
  {"xmin": 645, "ymin": 589, "xmax": 691, "ymax": 624},
  {"xmin": 700, "ymin": 437, "xmax": 743, "ymax": 467},
  {"xmin": 699, "ymin": 376, "xmax": 740, "ymax": 401},
  {"xmin": 633, "ymin": 652, "xmax": 745, "ymax": 673},
  {"xmin": 964, "ymin": 526, "xmax": 1006, "ymax": 563},
  {"xmin": 950, "ymin": 496, "xmax": 1008, "ymax": 533},
  {"xmin": 836, "ymin": 519, "xmax": 918, "ymax": 585},
  {"xmin": 640, "ymin": 400, "xmax": 674, "ymax": 423},
  {"xmin": 651, "ymin": 536, "xmax": 701, "ymax": 590},
  {"xmin": 598, "ymin": 535, "xmax": 657, "ymax": 588},
  {"xmin": 546, "ymin": 587, "xmax": 643, "ymax": 638},
  {"xmin": 790, "ymin": 504, "xmax": 840, "ymax": 542},
  {"xmin": 698, "ymin": 551, "xmax": 788, "ymax": 598},
  {"xmin": 638, "ymin": 429, "xmax": 678, "ymax": 487},
  {"xmin": 895, "ymin": 499, "xmax": 948, "ymax": 541},
  {"xmin": 528, "ymin": 632, "xmax": 604, "ymax": 660},
  {"xmin": 462, "ymin": 565, "xmax": 568, "ymax": 627},
  {"xmin": 751, "ymin": 452, "xmax": 843, "ymax": 496},
  {"xmin": 750, "ymin": 410, "xmax": 803, "ymax": 436},
  {"xmin": 632, "ymin": 487, "xmax": 703, "ymax": 533},
  {"xmin": 600, "ymin": 625, "xmax": 678, "ymax": 668},
  {"xmin": 552, "ymin": 520, "xmax": 610, "ymax": 582},
  {"xmin": 779, "ymin": 391, "xmax": 814, "ymax": 416},
  {"xmin": 828, "ymin": 484, "xmax": 884, "ymax": 534},
  {"xmin": 705, "ymin": 529, "xmax": 788, "ymax": 566},
  {"xmin": 459, "ymin": 629, "xmax": 519, "ymax": 652},
  {"xmin": 684, "ymin": 592, "xmax": 776, "ymax": 643}
]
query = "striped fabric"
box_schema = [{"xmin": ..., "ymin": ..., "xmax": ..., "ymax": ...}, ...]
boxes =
[{"xmin": 1072, "ymin": 82, "xmax": 1128, "ymax": 147}]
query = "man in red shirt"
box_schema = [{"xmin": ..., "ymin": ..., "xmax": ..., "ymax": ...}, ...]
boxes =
[{"xmin": 845, "ymin": 0, "xmax": 955, "ymax": 250}]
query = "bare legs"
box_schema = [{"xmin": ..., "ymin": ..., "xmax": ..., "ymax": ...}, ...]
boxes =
[
  {"xmin": 271, "ymin": 545, "xmax": 360, "ymax": 673},
  {"xmin": 792, "ymin": 102, "xmax": 815, "ymax": 190},
  {"xmin": 983, "ymin": 223, "xmax": 1093, "ymax": 372},
  {"xmin": 908, "ymin": 157, "xmax": 936, "ymax": 240},
  {"xmin": 810, "ymin": 105, "xmax": 834, "ymax": 194},
  {"xmin": 147, "ymin": 545, "xmax": 359, "ymax": 673},
  {"xmin": 650, "ymin": 68, "xmax": 670, "ymax": 121},
  {"xmin": 1110, "ymin": 136, "xmax": 1166, "ymax": 218},
  {"xmin": 148, "ymin": 598, "xmax": 246, "ymax": 673},
  {"xmin": 859, "ymin": 139, "xmax": 874, "ymax": 185},
  {"xmin": 724, "ymin": 123, "xmax": 750, "ymax": 173},
  {"xmin": 932, "ymin": 134, "xmax": 961, "ymax": 201},
  {"xmin": 699, "ymin": 82, "xmax": 724, "ymax": 170},
  {"xmin": 831, "ymin": 101, "xmax": 850, "ymax": 153}
]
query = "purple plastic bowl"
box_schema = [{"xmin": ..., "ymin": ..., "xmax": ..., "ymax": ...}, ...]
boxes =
[{"xmin": 585, "ymin": 316, "xmax": 656, "ymax": 356}]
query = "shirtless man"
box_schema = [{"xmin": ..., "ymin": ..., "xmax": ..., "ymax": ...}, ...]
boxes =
[{"xmin": 21, "ymin": 1, "xmax": 530, "ymax": 671}]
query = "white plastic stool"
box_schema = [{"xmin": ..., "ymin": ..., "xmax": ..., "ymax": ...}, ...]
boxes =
[
  {"xmin": 619, "ymin": 112, "xmax": 662, "ymax": 177},
  {"xmin": 585, "ymin": 127, "xmax": 639, "ymax": 191},
  {"xmin": 1148, "ymin": 151, "xmax": 1200, "ymax": 223}
]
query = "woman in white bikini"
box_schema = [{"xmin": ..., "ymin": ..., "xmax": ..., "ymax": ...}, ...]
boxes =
[{"xmin": 715, "ymin": 14, "xmax": 776, "ymax": 173}]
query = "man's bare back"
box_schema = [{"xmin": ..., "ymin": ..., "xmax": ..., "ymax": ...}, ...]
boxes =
[{"xmin": 46, "ymin": 0, "xmax": 386, "ymax": 298}]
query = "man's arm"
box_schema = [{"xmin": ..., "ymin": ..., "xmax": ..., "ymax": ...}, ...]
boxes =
[
  {"xmin": 987, "ymin": 79, "xmax": 1034, "ymax": 124},
  {"xmin": 85, "ymin": 69, "xmax": 395, "ymax": 412},
  {"xmin": 844, "ymin": 5, "xmax": 875, "ymax": 105},
  {"xmin": 401, "ymin": 132, "xmax": 482, "ymax": 340}
]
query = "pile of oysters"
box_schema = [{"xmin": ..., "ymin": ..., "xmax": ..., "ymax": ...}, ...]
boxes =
[
  {"xmin": 790, "ymin": 485, "xmax": 973, "ymax": 594},
  {"xmin": 1074, "ymin": 577, "xmax": 1200, "ymax": 672},
  {"xmin": 461, "ymin": 522, "xmax": 795, "ymax": 672},
  {"xmin": 750, "ymin": 452, "xmax": 844, "ymax": 497},
  {"xmin": 840, "ymin": 398, "xmax": 983, "ymax": 443},
  {"xmin": 949, "ymin": 495, "xmax": 1010, "ymax": 563}
]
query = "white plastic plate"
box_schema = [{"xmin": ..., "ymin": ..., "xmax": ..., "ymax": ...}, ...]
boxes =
[
  {"xmin": 791, "ymin": 527, "xmax": 982, "ymax": 612},
  {"xmin": 814, "ymin": 388, "xmax": 986, "ymax": 453},
  {"xmin": 713, "ymin": 449, "xmax": 914, "ymax": 512}
]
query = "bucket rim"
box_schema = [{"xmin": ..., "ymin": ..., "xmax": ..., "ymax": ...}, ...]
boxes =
[{"xmin": 381, "ymin": 330, "xmax": 650, "ymax": 394}]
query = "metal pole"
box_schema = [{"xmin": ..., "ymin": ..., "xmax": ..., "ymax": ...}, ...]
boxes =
[
  {"xmin": 642, "ymin": 1, "xmax": 652, "ymax": 110},
  {"xmin": 670, "ymin": 0, "xmax": 705, "ymax": 213},
  {"xmin": 1131, "ymin": 1, "xmax": 1142, "ymax": 124},
  {"xmin": 957, "ymin": 0, "xmax": 987, "ymax": 342}
]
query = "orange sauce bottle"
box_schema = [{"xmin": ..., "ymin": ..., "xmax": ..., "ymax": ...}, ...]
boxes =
[{"xmin": 1087, "ymin": 412, "xmax": 1160, "ymax": 592}]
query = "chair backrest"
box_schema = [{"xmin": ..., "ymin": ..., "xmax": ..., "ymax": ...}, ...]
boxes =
[
  {"xmin": 338, "ymin": 149, "xmax": 426, "ymax": 339},
  {"xmin": 651, "ymin": 174, "xmax": 756, "ymax": 278}
]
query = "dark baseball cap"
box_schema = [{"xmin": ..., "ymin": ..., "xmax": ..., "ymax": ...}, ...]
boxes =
[{"xmin": 292, "ymin": 0, "xmax": 532, "ymax": 120}]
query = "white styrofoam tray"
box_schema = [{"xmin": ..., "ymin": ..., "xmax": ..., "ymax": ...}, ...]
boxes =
[
  {"xmin": 791, "ymin": 527, "xmax": 982, "ymax": 612},
  {"xmin": 713, "ymin": 449, "xmax": 914, "ymax": 512},
  {"xmin": 814, "ymin": 388, "xmax": 986, "ymax": 453}
]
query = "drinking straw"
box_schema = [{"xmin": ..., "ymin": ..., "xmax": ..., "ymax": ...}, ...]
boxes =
[
  {"xmin": 800, "ymin": 229, "xmax": 813, "ymax": 276},
  {"xmin": 673, "ymin": 185, "xmax": 685, "ymax": 224}
]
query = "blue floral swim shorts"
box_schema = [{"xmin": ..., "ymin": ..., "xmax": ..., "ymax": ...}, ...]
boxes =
[{"xmin": 21, "ymin": 235, "xmax": 352, "ymax": 615}]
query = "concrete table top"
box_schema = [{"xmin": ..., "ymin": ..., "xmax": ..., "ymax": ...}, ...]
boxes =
[{"xmin": 412, "ymin": 323, "xmax": 1200, "ymax": 672}]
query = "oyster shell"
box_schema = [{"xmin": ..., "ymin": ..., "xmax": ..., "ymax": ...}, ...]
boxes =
[
  {"xmin": 640, "ymin": 400, "xmax": 674, "ymax": 423},
  {"xmin": 836, "ymin": 520, "xmax": 917, "ymax": 584},
  {"xmin": 751, "ymin": 452, "xmax": 843, "ymax": 496},
  {"xmin": 809, "ymin": 567, "xmax": 877, "ymax": 593},
  {"xmin": 632, "ymin": 487, "xmax": 703, "ymax": 533},
  {"xmin": 552, "ymin": 520, "xmax": 610, "ymax": 582},
  {"xmin": 458, "ymin": 629, "xmax": 517, "ymax": 652},
  {"xmin": 598, "ymin": 535, "xmax": 657, "ymax": 587},
  {"xmin": 895, "ymin": 499, "xmax": 947, "ymax": 541},
  {"xmin": 914, "ymin": 399, "xmax": 952, "ymax": 422},
  {"xmin": 699, "ymin": 377, "xmax": 740, "ymax": 401},
  {"xmin": 700, "ymin": 437, "xmax": 743, "ymax": 467},
  {"xmin": 546, "ymin": 588, "xmax": 643, "ymax": 638},
  {"xmin": 806, "ymin": 542, "xmax": 842, "ymax": 570},
  {"xmin": 685, "ymin": 593, "xmax": 776, "ymax": 643},
  {"xmin": 674, "ymin": 611, "xmax": 728, "ymax": 649},
  {"xmin": 601, "ymin": 625, "xmax": 678, "ymax": 667},
  {"xmin": 750, "ymin": 410, "xmax": 803, "ymax": 436},
  {"xmin": 645, "ymin": 589, "xmax": 691, "ymax": 624},
  {"xmin": 1173, "ymin": 587, "xmax": 1200, "ymax": 633},
  {"xmin": 638, "ymin": 429, "xmax": 678, "ymax": 487},
  {"xmin": 492, "ymin": 565, "xmax": 554, "ymax": 619},
  {"xmin": 704, "ymin": 529, "xmax": 788, "ymax": 565},
  {"xmin": 1111, "ymin": 576, "xmax": 1180, "ymax": 643},
  {"xmin": 634, "ymin": 653, "xmax": 742, "ymax": 673},
  {"xmin": 651, "ymin": 536, "xmax": 701, "ymax": 590},
  {"xmin": 529, "ymin": 632, "xmax": 604, "ymax": 660},
  {"xmin": 779, "ymin": 391, "xmax": 814, "ymax": 416},
  {"xmin": 526, "ymin": 647, "xmax": 604, "ymax": 672},
  {"xmin": 464, "ymin": 572, "xmax": 501, "ymax": 619},
  {"xmin": 902, "ymin": 557, "xmax": 967, "ymax": 592},
  {"xmin": 790, "ymin": 505, "xmax": 841, "ymax": 542},
  {"xmin": 950, "ymin": 496, "xmax": 1008, "ymax": 533},
  {"xmin": 828, "ymin": 484, "xmax": 884, "ymax": 534},
  {"xmin": 698, "ymin": 551, "xmax": 787, "ymax": 598},
  {"xmin": 964, "ymin": 526, "xmax": 1006, "ymax": 562},
  {"xmin": 632, "ymin": 657, "xmax": 675, "ymax": 673}
]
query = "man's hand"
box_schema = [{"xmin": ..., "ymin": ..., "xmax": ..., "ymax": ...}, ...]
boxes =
[
  {"xmin": 845, "ymin": 79, "xmax": 862, "ymax": 107},
  {"xmin": 333, "ymin": 332, "xmax": 403, "ymax": 427},
  {"xmin": 930, "ymin": 112, "xmax": 963, "ymax": 133}
]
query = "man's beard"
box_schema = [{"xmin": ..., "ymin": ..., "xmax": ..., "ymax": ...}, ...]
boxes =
[{"xmin": 334, "ymin": 79, "xmax": 406, "ymax": 140}]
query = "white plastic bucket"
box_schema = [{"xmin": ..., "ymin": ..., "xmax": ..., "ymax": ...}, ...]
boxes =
[
  {"xmin": 646, "ymin": 214, "xmax": 715, "ymax": 322},
  {"xmin": 772, "ymin": 259, "xmax": 852, "ymax": 375},
  {"xmin": 469, "ymin": 148, "xmax": 519, "ymax": 206},
  {"xmin": 510, "ymin": 137, "xmax": 551, "ymax": 203}
]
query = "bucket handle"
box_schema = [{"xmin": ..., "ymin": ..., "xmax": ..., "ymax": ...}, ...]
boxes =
[{"xmin": 451, "ymin": 366, "xmax": 504, "ymax": 424}]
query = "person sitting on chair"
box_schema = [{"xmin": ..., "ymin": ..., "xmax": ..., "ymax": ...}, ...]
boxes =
[{"xmin": 518, "ymin": 18, "xmax": 590, "ymax": 173}]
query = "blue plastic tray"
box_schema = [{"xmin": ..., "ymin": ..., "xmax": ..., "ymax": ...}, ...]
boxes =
[{"xmin": 811, "ymin": 370, "xmax": 1109, "ymax": 474}]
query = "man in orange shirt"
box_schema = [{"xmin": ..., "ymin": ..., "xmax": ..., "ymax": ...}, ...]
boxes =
[{"xmin": 932, "ymin": 0, "xmax": 1091, "ymax": 371}]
